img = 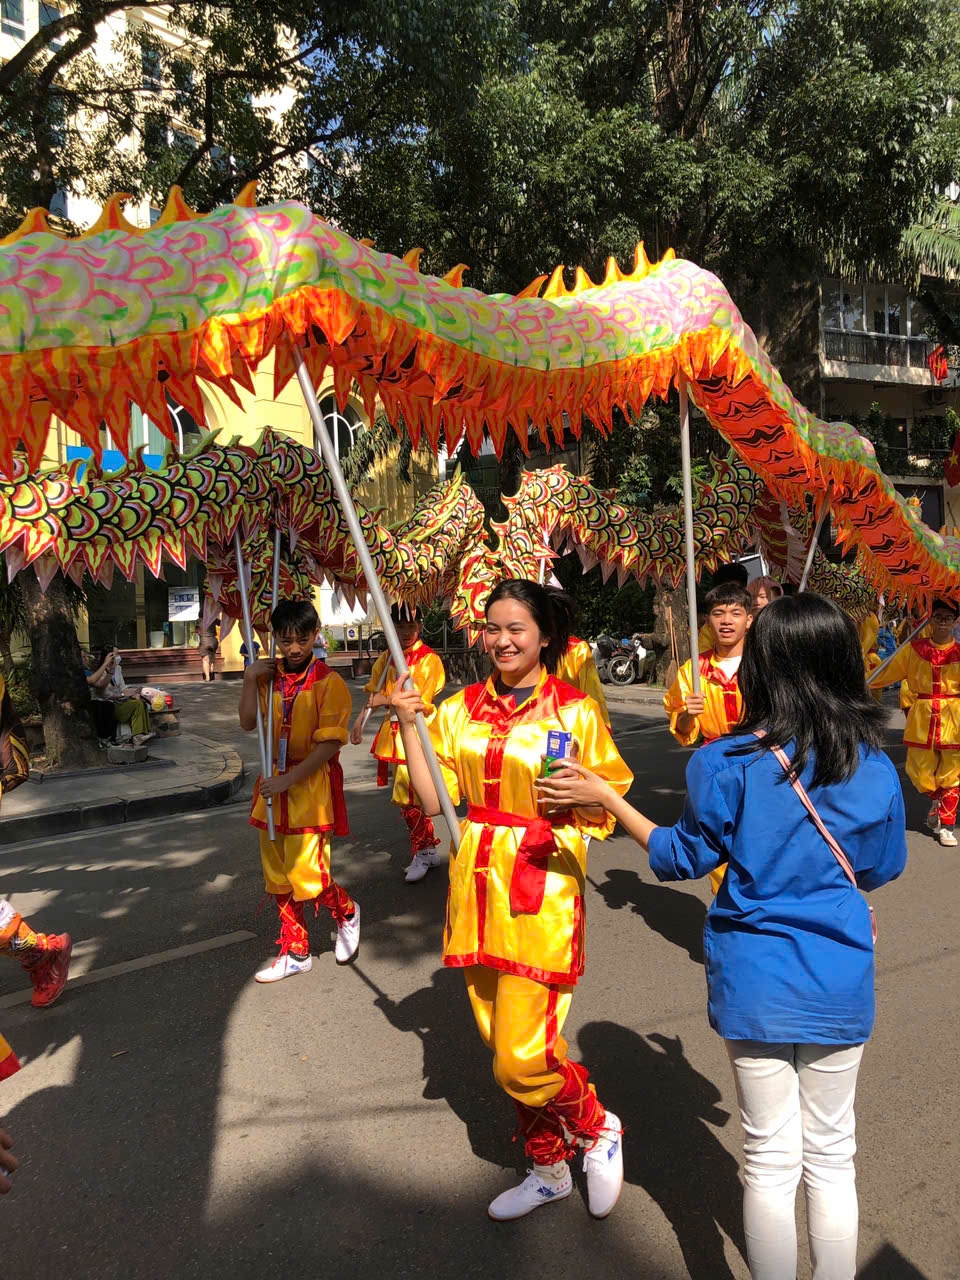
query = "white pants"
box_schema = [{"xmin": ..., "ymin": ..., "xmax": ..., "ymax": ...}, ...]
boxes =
[{"xmin": 725, "ymin": 1040, "xmax": 865, "ymax": 1280}]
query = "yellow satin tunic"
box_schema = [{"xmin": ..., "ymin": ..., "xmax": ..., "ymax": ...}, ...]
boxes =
[
  {"xmin": 251, "ymin": 662, "xmax": 351, "ymax": 834},
  {"xmin": 872, "ymin": 636, "xmax": 960, "ymax": 749},
  {"xmin": 431, "ymin": 669, "xmax": 633, "ymax": 986},
  {"xmin": 366, "ymin": 642, "xmax": 446, "ymax": 764},
  {"xmin": 555, "ymin": 637, "xmax": 611, "ymax": 728},
  {"xmin": 664, "ymin": 652, "xmax": 743, "ymax": 747}
]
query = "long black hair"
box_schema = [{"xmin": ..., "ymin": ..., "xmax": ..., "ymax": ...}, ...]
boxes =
[
  {"xmin": 738, "ymin": 593, "xmax": 887, "ymax": 787},
  {"xmin": 484, "ymin": 579, "xmax": 575, "ymax": 673}
]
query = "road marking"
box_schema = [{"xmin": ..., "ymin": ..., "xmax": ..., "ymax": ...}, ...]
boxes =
[{"xmin": 0, "ymin": 929, "xmax": 257, "ymax": 1009}]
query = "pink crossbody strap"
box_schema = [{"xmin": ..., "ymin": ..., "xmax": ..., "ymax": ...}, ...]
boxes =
[{"xmin": 756, "ymin": 733, "xmax": 877, "ymax": 943}]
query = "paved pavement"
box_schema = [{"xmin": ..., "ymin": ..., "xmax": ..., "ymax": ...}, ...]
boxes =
[{"xmin": 0, "ymin": 687, "xmax": 956, "ymax": 1278}]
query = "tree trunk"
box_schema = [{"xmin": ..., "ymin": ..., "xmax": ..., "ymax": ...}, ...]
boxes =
[
  {"xmin": 652, "ymin": 581, "xmax": 694, "ymax": 686},
  {"xmin": 0, "ymin": 630, "xmax": 13, "ymax": 677},
  {"xmin": 19, "ymin": 569, "xmax": 102, "ymax": 769}
]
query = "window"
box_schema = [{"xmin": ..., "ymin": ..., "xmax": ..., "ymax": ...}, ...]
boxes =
[
  {"xmin": 141, "ymin": 43, "xmax": 162, "ymax": 90},
  {"xmin": 317, "ymin": 394, "xmax": 363, "ymax": 460},
  {"xmin": 1, "ymin": 0, "xmax": 24, "ymax": 39},
  {"xmin": 171, "ymin": 128, "xmax": 197, "ymax": 153},
  {"xmin": 39, "ymin": 1, "xmax": 62, "ymax": 49}
]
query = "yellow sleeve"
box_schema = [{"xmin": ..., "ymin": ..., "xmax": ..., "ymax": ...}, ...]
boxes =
[
  {"xmin": 428, "ymin": 695, "xmax": 462, "ymax": 805},
  {"xmin": 869, "ymin": 642, "xmax": 912, "ymax": 690},
  {"xmin": 663, "ymin": 660, "xmax": 699, "ymax": 746},
  {"xmin": 312, "ymin": 672, "xmax": 352, "ymax": 744},
  {"xmin": 698, "ymin": 622, "xmax": 713, "ymax": 652},
  {"xmin": 416, "ymin": 652, "xmax": 446, "ymax": 709},
  {"xmin": 365, "ymin": 652, "xmax": 390, "ymax": 695},
  {"xmin": 579, "ymin": 657, "xmax": 611, "ymax": 729},
  {"xmin": 573, "ymin": 698, "xmax": 634, "ymax": 840}
]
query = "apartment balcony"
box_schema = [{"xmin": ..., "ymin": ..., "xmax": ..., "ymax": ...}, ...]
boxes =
[{"xmin": 822, "ymin": 329, "xmax": 960, "ymax": 388}]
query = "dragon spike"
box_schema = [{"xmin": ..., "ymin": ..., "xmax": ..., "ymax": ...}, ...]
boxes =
[
  {"xmin": 359, "ymin": 237, "xmax": 375, "ymax": 248},
  {"xmin": 403, "ymin": 247, "xmax": 424, "ymax": 272},
  {"xmin": 234, "ymin": 180, "xmax": 258, "ymax": 208},
  {"xmin": 155, "ymin": 186, "xmax": 197, "ymax": 226},
  {"xmin": 572, "ymin": 266, "xmax": 595, "ymax": 295},
  {"xmin": 542, "ymin": 265, "xmax": 568, "ymax": 300},
  {"xmin": 516, "ymin": 274, "xmax": 548, "ymax": 300},
  {"xmin": 443, "ymin": 264, "xmax": 470, "ymax": 287},
  {"xmin": 80, "ymin": 193, "xmax": 138, "ymax": 238},
  {"xmin": 603, "ymin": 256, "xmax": 625, "ymax": 285},
  {"xmin": 0, "ymin": 206, "xmax": 61, "ymax": 244},
  {"xmin": 630, "ymin": 243, "xmax": 652, "ymax": 279}
]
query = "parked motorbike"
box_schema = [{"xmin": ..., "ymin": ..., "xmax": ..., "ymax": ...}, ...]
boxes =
[
  {"xmin": 593, "ymin": 635, "xmax": 618, "ymax": 682},
  {"xmin": 606, "ymin": 634, "xmax": 654, "ymax": 686}
]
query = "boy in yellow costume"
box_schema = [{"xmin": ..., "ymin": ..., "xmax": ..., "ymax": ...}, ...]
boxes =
[
  {"xmin": 240, "ymin": 599, "xmax": 360, "ymax": 982},
  {"xmin": 351, "ymin": 604, "xmax": 447, "ymax": 882},
  {"xmin": 666, "ymin": 582, "xmax": 751, "ymax": 895},
  {"xmin": 392, "ymin": 580, "xmax": 633, "ymax": 1223},
  {"xmin": 555, "ymin": 635, "xmax": 612, "ymax": 728},
  {"xmin": 871, "ymin": 599, "xmax": 960, "ymax": 847}
]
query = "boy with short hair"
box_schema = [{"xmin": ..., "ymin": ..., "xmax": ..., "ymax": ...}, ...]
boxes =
[
  {"xmin": 871, "ymin": 598, "xmax": 960, "ymax": 847},
  {"xmin": 239, "ymin": 599, "xmax": 360, "ymax": 982},
  {"xmin": 351, "ymin": 603, "xmax": 447, "ymax": 883},
  {"xmin": 666, "ymin": 582, "xmax": 752, "ymax": 747}
]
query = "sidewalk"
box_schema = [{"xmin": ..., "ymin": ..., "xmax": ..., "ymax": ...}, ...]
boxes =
[{"xmin": 0, "ymin": 728, "xmax": 244, "ymax": 845}]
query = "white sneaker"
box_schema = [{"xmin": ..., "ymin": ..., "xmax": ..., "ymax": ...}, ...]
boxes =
[
  {"xmin": 926, "ymin": 801, "xmax": 942, "ymax": 832},
  {"xmin": 255, "ymin": 951, "xmax": 312, "ymax": 983},
  {"xmin": 582, "ymin": 1110, "xmax": 624, "ymax": 1218},
  {"xmin": 334, "ymin": 905, "xmax": 360, "ymax": 964},
  {"xmin": 939, "ymin": 827, "xmax": 958, "ymax": 847},
  {"xmin": 404, "ymin": 849, "xmax": 445, "ymax": 882},
  {"xmin": 487, "ymin": 1167, "xmax": 572, "ymax": 1221}
]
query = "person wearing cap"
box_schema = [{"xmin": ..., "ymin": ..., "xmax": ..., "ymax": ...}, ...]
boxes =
[
  {"xmin": 871, "ymin": 598, "xmax": 960, "ymax": 846},
  {"xmin": 351, "ymin": 603, "xmax": 447, "ymax": 882}
]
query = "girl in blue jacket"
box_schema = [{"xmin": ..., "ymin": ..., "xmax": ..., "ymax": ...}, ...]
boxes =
[{"xmin": 537, "ymin": 593, "xmax": 907, "ymax": 1280}]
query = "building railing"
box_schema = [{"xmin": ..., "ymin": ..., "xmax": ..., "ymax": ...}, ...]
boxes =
[{"xmin": 823, "ymin": 329, "xmax": 960, "ymax": 370}]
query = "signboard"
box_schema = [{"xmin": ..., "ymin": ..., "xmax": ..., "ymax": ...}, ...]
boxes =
[{"xmin": 168, "ymin": 586, "xmax": 200, "ymax": 622}]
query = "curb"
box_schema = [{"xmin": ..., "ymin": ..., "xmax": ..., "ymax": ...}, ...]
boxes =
[{"xmin": 0, "ymin": 743, "xmax": 245, "ymax": 846}]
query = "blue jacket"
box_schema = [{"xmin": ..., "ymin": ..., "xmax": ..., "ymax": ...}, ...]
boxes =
[{"xmin": 647, "ymin": 734, "xmax": 907, "ymax": 1044}]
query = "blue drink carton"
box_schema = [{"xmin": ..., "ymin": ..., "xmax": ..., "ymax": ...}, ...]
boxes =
[{"xmin": 542, "ymin": 729, "xmax": 575, "ymax": 777}]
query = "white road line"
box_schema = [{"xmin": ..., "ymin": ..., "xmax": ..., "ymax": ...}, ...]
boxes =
[{"xmin": 0, "ymin": 929, "xmax": 257, "ymax": 1009}]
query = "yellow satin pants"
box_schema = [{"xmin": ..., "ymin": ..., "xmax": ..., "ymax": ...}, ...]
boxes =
[
  {"xmin": 906, "ymin": 747, "xmax": 960, "ymax": 796},
  {"xmin": 259, "ymin": 832, "xmax": 332, "ymax": 901},
  {"xmin": 464, "ymin": 965, "xmax": 573, "ymax": 1107}
]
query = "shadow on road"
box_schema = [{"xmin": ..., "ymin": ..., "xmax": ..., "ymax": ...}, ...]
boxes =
[
  {"xmin": 593, "ymin": 868, "xmax": 706, "ymax": 964},
  {"xmin": 371, "ymin": 965, "xmax": 516, "ymax": 1169},
  {"xmin": 579, "ymin": 1020, "xmax": 746, "ymax": 1279}
]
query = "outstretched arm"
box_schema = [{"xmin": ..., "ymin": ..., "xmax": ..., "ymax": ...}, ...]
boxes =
[{"xmin": 537, "ymin": 762, "xmax": 657, "ymax": 850}]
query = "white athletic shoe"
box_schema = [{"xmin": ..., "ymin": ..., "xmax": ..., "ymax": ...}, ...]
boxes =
[
  {"xmin": 334, "ymin": 905, "xmax": 360, "ymax": 964},
  {"xmin": 255, "ymin": 951, "xmax": 312, "ymax": 983},
  {"xmin": 487, "ymin": 1167, "xmax": 573, "ymax": 1221},
  {"xmin": 582, "ymin": 1111, "xmax": 624, "ymax": 1218},
  {"xmin": 404, "ymin": 849, "xmax": 445, "ymax": 882},
  {"xmin": 926, "ymin": 801, "xmax": 942, "ymax": 832},
  {"xmin": 938, "ymin": 827, "xmax": 958, "ymax": 847}
]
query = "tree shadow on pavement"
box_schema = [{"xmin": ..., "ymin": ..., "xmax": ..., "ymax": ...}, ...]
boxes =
[
  {"xmin": 592, "ymin": 868, "xmax": 706, "ymax": 964},
  {"xmin": 579, "ymin": 1020, "xmax": 747, "ymax": 1280},
  {"xmin": 371, "ymin": 965, "xmax": 516, "ymax": 1169}
]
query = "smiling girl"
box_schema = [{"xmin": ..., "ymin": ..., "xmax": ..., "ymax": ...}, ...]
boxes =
[{"xmin": 391, "ymin": 579, "xmax": 633, "ymax": 1223}]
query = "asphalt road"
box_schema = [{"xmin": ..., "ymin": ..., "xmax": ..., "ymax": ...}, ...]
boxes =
[{"xmin": 0, "ymin": 685, "xmax": 956, "ymax": 1279}]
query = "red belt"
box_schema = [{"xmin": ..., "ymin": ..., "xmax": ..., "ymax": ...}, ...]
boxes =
[
  {"xmin": 466, "ymin": 804, "xmax": 574, "ymax": 916},
  {"xmin": 915, "ymin": 693, "xmax": 953, "ymax": 700}
]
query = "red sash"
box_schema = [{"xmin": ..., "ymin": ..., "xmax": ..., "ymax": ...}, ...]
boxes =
[{"xmin": 466, "ymin": 804, "xmax": 574, "ymax": 915}]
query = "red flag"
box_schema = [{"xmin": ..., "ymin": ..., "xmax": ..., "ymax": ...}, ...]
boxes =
[{"xmin": 927, "ymin": 344, "xmax": 949, "ymax": 383}]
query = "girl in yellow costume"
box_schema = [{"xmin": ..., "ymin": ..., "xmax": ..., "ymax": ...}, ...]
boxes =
[
  {"xmin": 392, "ymin": 580, "xmax": 633, "ymax": 1223},
  {"xmin": 351, "ymin": 604, "xmax": 447, "ymax": 883},
  {"xmin": 555, "ymin": 636, "xmax": 611, "ymax": 728},
  {"xmin": 240, "ymin": 599, "xmax": 360, "ymax": 982},
  {"xmin": 871, "ymin": 599, "xmax": 960, "ymax": 847}
]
